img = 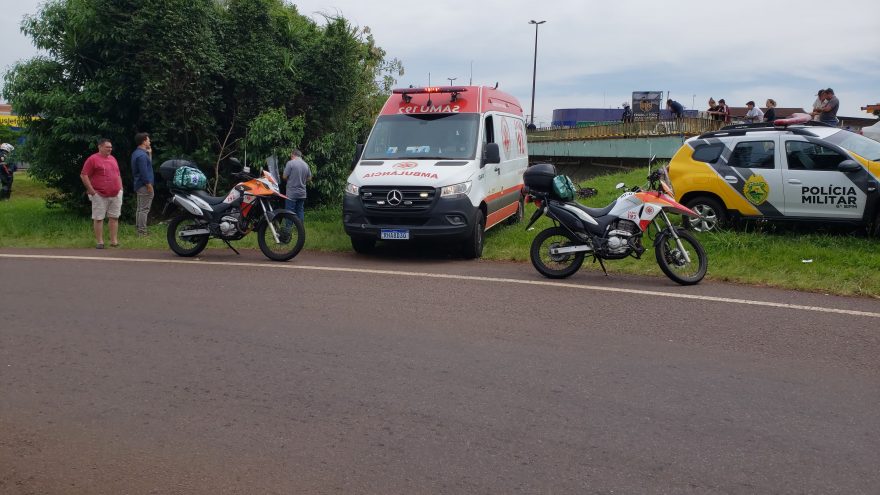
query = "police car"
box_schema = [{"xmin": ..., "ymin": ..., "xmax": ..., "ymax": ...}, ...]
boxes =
[{"xmin": 668, "ymin": 121, "xmax": 880, "ymax": 235}]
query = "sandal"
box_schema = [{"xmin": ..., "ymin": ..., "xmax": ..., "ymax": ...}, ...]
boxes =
[
  {"xmin": 110, "ymin": 243, "xmax": 119, "ymax": 248},
  {"xmin": 96, "ymin": 243, "xmax": 105, "ymax": 249}
]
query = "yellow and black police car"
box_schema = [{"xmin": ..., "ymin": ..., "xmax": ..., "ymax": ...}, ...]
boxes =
[{"xmin": 668, "ymin": 121, "xmax": 880, "ymax": 235}]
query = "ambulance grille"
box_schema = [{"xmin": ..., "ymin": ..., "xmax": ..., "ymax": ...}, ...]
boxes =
[{"xmin": 360, "ymin": 186, "xmax": 437, "ymax": 212}]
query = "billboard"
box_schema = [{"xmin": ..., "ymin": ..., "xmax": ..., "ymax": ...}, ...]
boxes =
[{"xmin": 632, "ymin": 91, "xmax": 662, "ymax": 119}]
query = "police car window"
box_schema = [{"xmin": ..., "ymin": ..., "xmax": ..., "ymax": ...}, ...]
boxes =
[
  {"xmin": 691, "ymin": 143, "xmax": 724, "ymax": 163},
  {"xmin": 729, "ymin": 141, "xmax": 775, "ymax": 169},
  {"xmin": 785, "ymin": 141, "xmax": 847, "ymax": 171},
  {"xmin": 824, "ymin": 130, "xmax": 880, "ymax": 161}
]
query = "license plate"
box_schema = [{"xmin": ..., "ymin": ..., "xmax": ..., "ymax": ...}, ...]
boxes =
[{"xmin": 381, "ymin": 229, "xmax": 409, "ymax": 240}]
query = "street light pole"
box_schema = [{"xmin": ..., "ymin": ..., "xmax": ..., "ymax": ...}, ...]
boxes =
[
  {"xmin": 528, "ymin": 20, "xmax": 546, "ymax": 128},
  {"xmin": 447, "ymin": 77, "xmax": 457, "ymax": 86}
]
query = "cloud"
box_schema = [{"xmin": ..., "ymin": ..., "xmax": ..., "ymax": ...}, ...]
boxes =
[{"xmin": 3, "ymin": 0, "xmax": 878, "ymax": 123}]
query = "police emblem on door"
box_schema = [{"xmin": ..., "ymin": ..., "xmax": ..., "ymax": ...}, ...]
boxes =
[{"xmin": 743, "ymin": 174, "xmax": 769, "ymax": 206}]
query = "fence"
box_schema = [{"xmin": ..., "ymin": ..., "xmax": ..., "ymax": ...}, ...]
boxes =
[{"xmin": 527, "ymin": 117, "xmax": 728, "ymax": 142}]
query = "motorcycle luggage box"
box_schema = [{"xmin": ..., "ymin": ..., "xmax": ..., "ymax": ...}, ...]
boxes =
[
  {"xmin": 159, "ymin": 159, "xmax": 197, "ymax": 182},
  {"xmin": 523, "ymin": 163, "xmax": 557, "ymax": 193}
]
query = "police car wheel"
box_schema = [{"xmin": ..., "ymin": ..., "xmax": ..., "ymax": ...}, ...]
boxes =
[{"xmin": 684, "ymin": 197, "xmax": 727, "ymax": 232}]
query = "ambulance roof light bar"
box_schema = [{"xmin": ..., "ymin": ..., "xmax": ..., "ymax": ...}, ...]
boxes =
[{"xmin": 393, "ymin": 86, "xmax": 468, "ymax": 103}]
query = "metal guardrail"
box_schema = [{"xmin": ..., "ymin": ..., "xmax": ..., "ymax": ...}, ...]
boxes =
[{"xmin": 527, "ymin": 117, "xmax": 729, "ymax": 142}]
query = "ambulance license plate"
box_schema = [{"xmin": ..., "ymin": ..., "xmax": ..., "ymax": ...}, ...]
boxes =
[{"xmin": 381, "ymin": 229, "xmax": 409, "ymax": 240}]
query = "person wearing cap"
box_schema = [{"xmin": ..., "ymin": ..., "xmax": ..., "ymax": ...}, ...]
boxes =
[
  {"xmin": 811, "ymin": 89, "xmax": 826, "ymax": 121},
  {"xmin": 814, "ymin": 88, "xmax": 840, "ymax": 126},
  {"xmin": 744, "ymin": 101, "xmax": 764, "ymax": 124}
]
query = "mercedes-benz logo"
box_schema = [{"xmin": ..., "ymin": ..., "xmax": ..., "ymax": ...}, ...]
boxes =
[{"xmin": 386, "ymin": 189, "xmax": 403, "ymax": 206}]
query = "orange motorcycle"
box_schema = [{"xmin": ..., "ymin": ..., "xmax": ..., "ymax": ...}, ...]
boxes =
[{"xmin": 161, "ymin": 160, "xmax": 305, "ymax": 261}]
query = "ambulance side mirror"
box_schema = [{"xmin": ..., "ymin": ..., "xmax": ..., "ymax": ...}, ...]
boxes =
[
  {"xmin": 483, "ymin": 142, "xmax": 501, "ymax": 167},
  {"xmin": 351, "ymin": 143, "xmax": 364, "ymax": 170},
  {"xmin": 838, "ymin": 159, "xmax": 860, "ymax": 173}
]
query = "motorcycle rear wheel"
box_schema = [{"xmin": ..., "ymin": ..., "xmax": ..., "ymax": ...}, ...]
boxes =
[
  {"xmin": 530, "ymin": 227, "xmax": 585, "ymax": 279},
  {"xmin": 257, "ymin": 211, "xmax": 305, "ymax": 261},
  {"xmin": 655, "ymin": 228, "xmax": 707, "ymax": 285},
  {"xmin": 167, "ymin": 214, "xmax": 209, "ymax": 257}
]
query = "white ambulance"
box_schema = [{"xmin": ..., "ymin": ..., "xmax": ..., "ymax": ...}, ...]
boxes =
[{"xmin": 343, "ymin": 85, "xmax": 529, "ymax": 258}]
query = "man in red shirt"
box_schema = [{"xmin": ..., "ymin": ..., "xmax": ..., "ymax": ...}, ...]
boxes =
[{"xmin": 80, "ymin": 138, "xmax": 123, "ymax": 248}]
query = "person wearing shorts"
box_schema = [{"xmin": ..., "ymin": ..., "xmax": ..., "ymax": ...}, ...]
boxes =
[{"xmin": 80, "ymin": 138, "xmax": 123, "ymax": 248}]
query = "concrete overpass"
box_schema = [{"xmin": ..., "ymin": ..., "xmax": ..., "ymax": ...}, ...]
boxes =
[{"xmin": 526, "ymin": 118, "xmax": 727, "ymax": 179}]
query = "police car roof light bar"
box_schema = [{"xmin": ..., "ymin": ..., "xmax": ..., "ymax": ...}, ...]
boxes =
[{"xmin": 698, "ymin": 127, "xmax": 819, "ymax": 140}]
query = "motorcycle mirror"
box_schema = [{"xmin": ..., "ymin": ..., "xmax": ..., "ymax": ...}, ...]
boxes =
[
  {"xmin": 243, "ymin": 165, "xmax": 251, "ymax": 173},
  {"xmin": 615, "ymin": 182, "xmax": 626, "ymax": 190}
]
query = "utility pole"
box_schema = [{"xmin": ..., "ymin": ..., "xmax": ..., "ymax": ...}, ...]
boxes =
[{"xmin": 528, "ymin": 20, "xmax": 546, "ymax": 128}]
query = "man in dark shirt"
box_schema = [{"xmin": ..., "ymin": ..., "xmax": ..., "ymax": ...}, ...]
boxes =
[
  {"xmin": 666, "ymin": 99, "xmax": 684, "ymax": 119},
  {"xmin": 131, "ymin": 132, "xmax": 154, "ymax": 236},
  {"xmin": 815, "ymin": 88, "xmax": 840, "ymax": 126}
]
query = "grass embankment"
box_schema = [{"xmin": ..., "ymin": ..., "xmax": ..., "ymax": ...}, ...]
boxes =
[{"xmin": 1, "ymin": 171, "xmax": 879, "ymax": 297}]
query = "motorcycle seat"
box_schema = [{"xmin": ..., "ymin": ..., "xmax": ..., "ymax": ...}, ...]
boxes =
[
  {"xmin": 569, "ymin": 200, "xmax": 616, "ymax": 218},
  {"xmin": 192, "ymin": 189, "xmax": 228, "ymax": 205}
]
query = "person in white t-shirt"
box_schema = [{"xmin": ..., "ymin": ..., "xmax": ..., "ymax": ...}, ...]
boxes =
[{"xmin": 744, "ymin": 101, "xmax": 764, "ymax": 124}]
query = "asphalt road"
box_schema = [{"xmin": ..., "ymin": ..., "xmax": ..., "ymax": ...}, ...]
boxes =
[{"xmin": 1, "ymin": 248, "xmax": 879, "ymax": 494}]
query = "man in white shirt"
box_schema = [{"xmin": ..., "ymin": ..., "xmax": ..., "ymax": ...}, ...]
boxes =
[{"xmin": 744, "ymin": 101, "xmax": 764, "ymax": 124}]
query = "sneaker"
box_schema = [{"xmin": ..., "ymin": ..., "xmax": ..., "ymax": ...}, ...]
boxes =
[{"xmin": 96, "ymin": 243, "xmax": 105, "ymax": 249}]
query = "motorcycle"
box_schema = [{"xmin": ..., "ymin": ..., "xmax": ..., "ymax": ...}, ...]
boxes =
[
  {"xmin": 523, "ymin": 160, "xmax": 708, "ymax": 285},
  {"xmin": 162, "ymin": 161, "xmax": 305, "ymax": 261}
]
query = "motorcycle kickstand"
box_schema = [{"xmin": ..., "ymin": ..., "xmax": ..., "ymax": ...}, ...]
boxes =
[
  {"xmin": 223, "ymin": 239, "xmax": 240, "ymax": 255},
  {"xmin": 596, "ymin": 256, "xmax": 609, "ymax": 276}
]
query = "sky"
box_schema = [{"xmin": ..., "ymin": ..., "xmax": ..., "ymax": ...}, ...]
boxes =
[{"xmin": 2, "ymin": 0, "xmax": 878, "ymax": 126}]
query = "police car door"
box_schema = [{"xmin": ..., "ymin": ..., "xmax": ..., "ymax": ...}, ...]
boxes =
[
  {"xmin": 782, "ymin": 137, "xmax": 863, "ymax": 219},
  {"xmin": 724, "ymin": 136, "xmax": 785, "ymax": 217}
]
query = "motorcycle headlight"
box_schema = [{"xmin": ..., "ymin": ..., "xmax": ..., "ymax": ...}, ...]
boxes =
[
  {"xmin": 345, "ymin": 182, "xmax": 360, "ymax": 196},
  {"xmin": 440, "ymin": 181, "xmax": 472, "ymax": 198}
]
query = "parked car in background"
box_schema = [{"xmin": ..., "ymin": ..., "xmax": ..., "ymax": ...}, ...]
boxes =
[{"xmin": 667, "ymin": 121, "xmax": 880, "ymax": 236}]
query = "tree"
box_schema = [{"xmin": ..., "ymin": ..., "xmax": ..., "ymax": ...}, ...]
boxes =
[{"xmin": 3, "ymin": 0, "xmax": 400, "ymax": 210}]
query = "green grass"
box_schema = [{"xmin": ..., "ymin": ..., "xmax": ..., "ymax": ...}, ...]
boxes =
[{"xmin": 2, "ymin": 171, "xmax": 879, "ymax": 297}]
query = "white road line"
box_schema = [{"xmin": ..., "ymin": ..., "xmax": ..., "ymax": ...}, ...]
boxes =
[{"xmin": 3, "ymin": 253, "xmax": 879, "ymax": 318}]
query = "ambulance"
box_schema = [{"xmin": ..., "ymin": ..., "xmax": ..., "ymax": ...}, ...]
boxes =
[{"xmin": 343, "ymin": 85, "xmax": 529, "ymax": 257}]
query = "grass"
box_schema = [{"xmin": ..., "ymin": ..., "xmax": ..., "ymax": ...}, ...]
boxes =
[{"xmin": 2, "ymin": 170, "xmax": 879, "ymax": 298}]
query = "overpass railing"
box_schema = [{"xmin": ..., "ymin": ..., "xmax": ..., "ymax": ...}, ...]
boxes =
[{"xmin": 527, "ymin": 117, "xmax": 728, "ymax": 142}]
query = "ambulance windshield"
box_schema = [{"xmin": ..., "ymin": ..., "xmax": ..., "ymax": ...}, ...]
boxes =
[{"xmin": 363, "ymin": 113, "xmax": 479, "ymax": 161}]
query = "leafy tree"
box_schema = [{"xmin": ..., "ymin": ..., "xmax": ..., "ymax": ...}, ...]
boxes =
[{"xmin": 3, "ymin": 0, "xmax": 400, "ymax": 211}]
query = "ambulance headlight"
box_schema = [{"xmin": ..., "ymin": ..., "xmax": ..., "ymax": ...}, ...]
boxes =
[
  {"xmin": 345, "ymin": 182, "xmax": 360, "ymax": 196},
  {"xmin": 440, "ymin": 181, "xmax": 471, "ymax": 198}
]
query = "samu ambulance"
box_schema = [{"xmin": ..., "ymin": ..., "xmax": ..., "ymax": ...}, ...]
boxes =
[{"xmin": 343, "ymin": 85, "xmax": 529, "ymax": 258}]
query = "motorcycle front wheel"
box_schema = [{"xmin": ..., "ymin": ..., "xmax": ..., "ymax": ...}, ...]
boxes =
[
  {"xmin": 530, "ymin": 227, "xmax": 585, "ymax": 279},
  {"xmin": 167, "ymin": 214, "xmax": 209, "ymax": 257},
  {"xmin": 655, "ymin": 228, "xmax": 708, "ymax": 285},
  {"xmin": 257, "ymin": 211, "xmax": 305, "ymax": 261}
]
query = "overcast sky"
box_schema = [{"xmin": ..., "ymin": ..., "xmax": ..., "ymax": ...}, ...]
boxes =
[{"xmin": 2, "ymin": 0, "xmax": 878, "ymax": 125}]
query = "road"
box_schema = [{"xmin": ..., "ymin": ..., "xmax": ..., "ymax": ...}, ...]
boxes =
[{"xmin": 1, "ymin": 248, "xmax": 879, "ymax": 494}]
